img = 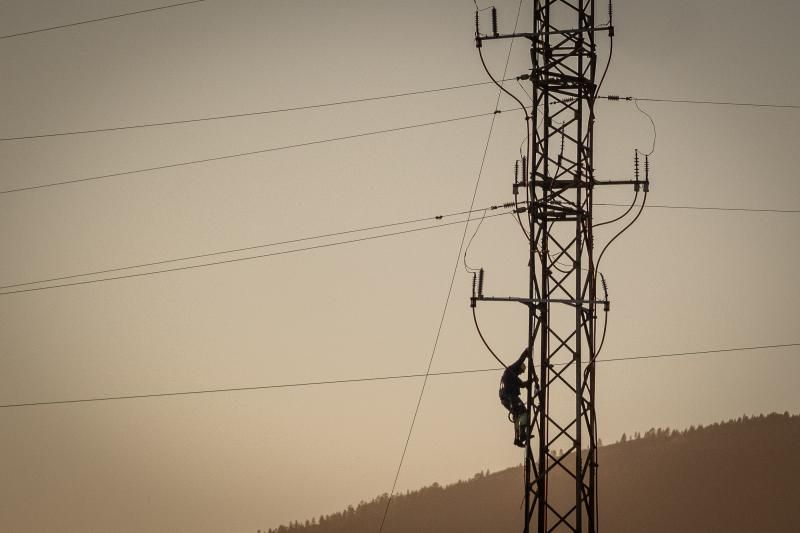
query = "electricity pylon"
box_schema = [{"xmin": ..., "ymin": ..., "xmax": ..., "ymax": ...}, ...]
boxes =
[{"xmin": 472, "ymin": 2, "xmax": 647, "ymax": 532}]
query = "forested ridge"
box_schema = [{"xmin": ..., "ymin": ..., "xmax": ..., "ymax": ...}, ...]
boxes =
[{"xmin": 263, "ymin": 412, "xmax": 799, "ymax": 533}]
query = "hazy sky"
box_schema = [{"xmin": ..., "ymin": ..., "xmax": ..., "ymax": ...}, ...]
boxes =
[{"xmin": 1, "ymin": 1, "xmax": 799, "ymax": 531}]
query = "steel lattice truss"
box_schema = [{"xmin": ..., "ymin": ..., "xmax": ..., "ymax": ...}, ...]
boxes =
[
  {"xmin": 527, "ymin": 2, "xmax": 598, "ymax": 532},
  {"xmin": 476, "ymin": 1, "xmax": 604, "ymax": 531}
]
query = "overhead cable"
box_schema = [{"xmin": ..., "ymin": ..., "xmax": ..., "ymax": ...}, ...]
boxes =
[
  {"xmin": 2, "ymin": 85, "xmax": 792, "ymax": 142},
  {"xmin": 0, "ymin": 203, "xmax": 516, "ymax": 291},
  {"xmin": 0, "ymin": 80, "xmax": 510, "ymax": 142},
  {"xmin": 2, "ymin": 199, "xmax": 795, "ymax": 296},
  {"xmin": 0, "ymin": 109, "xmax": 521, "ymax": 196},
  {"xmin": 378, "ymin": 5, "xmax": 527, "ymax": 532},
  {"xmin": 1, "ymin": 343, "xmax": 796, "ymax": 409},
  {"xmin": 601, "ymin": 95, "xmax": 800, "ymax": 110},
  {"xmin": 0, "ymin": 1, "xmax": 207, "ymax": 40},
  {"xmin": 597, "ymin": 202, "xmax": 800, "ymax": 214},
  {"xmin": 0, "ymin": 212, "xmax": 511, "ymax": 296}
]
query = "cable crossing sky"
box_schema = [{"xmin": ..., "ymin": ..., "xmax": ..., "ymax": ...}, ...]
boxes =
[
  {"xmin": 0, "ymin": 0, "xmax": 208, "ymax": 40},
  {"xmin": 1, "ymin": 198, "xmax": 796, "ymax": 296},
  {"xmin": 0, "ymin": 109, "xmax": 519, "ymax": 195},
  {"xmin": 1, "ymin": 343, "xmax": 796, "ymax": 409}
]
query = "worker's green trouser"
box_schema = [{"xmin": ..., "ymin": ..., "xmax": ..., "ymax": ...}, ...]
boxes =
[{"xmin": 514, "ymin": 411, "xmax": 530, "ymax": 442}]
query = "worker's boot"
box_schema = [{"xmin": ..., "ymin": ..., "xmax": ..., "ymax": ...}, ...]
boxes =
[
  {"xmin": 513, "ymin": 416, "xmax": 525, "ymax": 447},
  {"xmin": 518, "ymin": 412, "xmax": 530, "ymax": 442}
]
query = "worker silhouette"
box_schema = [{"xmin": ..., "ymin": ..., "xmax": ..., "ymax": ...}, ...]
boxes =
[{"xmin": 499, "ymin": 348, "xmax": 533, "ymax": 448}]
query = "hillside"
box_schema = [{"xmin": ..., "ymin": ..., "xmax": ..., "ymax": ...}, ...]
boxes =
[{"xmin": 263, "ymin": 412, "xmax": 800, "ymax": 533}]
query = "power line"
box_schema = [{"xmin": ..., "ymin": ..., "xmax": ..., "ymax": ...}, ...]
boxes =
[
  {"xmin": 0, "ymin": 0, "xmax": 207, "ymax": 40},
  {"xmin": 0, "ymin": 109, "xmax": 514, "ymax": 196},
  {"xmin": 0, "ymin": 203, "xmax": 515, "ymax": 291},
  {"xmin": 596, "ymin": 343, "xmax": 800, "ymax": 364},
  {"xmin": 0, "ymin": 80, "xmax": 507, "ymax": 142},
  {"xmin": 377, "ymin": 3, "xmax": 526, "ymax": 531},
  {"xmin": 1, "ymin": 343, "xmax": 795, "ymax": 409},
  {"xmin": 3, "ymin": 100, "xmax": 796, "ymax": 196},
  {"xmin": 2, "ymin": 198, "xmax": 795, "ymax": 296},
  {"xmin": 0, "ymin": 368, "xmax": 496, "ymax": 409},
  {"xmin": 1, "ymin": 84, "xmax": 792, "ymax": 143},
  {"xmin": 601, "ymin": 95, "xmax": 800, "ymax": 110},
  {"xmin": 597, "ymin": 202, "xmax": 800, "ymax": 214},
  {"xmin": 0, "ymin": 211, "xmax": 511, "ymax": 296}
]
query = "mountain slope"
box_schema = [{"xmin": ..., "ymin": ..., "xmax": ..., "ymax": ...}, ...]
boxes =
[{"xmin": 264, "ymin": 413, "xmax": 800, "ymax": 533}]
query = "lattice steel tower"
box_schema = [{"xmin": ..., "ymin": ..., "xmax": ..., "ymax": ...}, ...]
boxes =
[{"xmin": 472, "ymin": 2, "xmax": 644, "ymax": 532}]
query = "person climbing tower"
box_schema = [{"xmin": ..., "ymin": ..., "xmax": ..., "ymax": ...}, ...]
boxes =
[{"xmin": 499, "ymin": 348, "xmax": 533, "ymax": 447}]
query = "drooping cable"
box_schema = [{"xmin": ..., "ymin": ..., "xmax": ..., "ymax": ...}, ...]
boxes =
[
  {"xmin": 377, "ymin": 5, "xmax": 526, "ymax": 532},
  {"xmin": 593, "ymin": 25, "xmax": 614, "ymax": 102},
  {"xmin": 477, "ymin": 49, "xmax": 529, "ymax": 121},
  {"xmin": 475, "ymin": 4, "xmax": 532, "ymax": 244},
  {"xmin": 472, "ymin": 307, "xmax": 507, "ymax": 369},
  {"xmin": 478, "ymin": 12, "xmax": 533, "ymax": 246},
  {"xmin": 634, "ymin": 99, "xmax": 657, "ymax": 156},
  {"xmin": 592, "ymin": 9, "xmax": 614, "ymax": 526},
  {"xmin": 597, "ymin": 202, "xmax": 800, "ymax": 214},
  {"xmin": 0, "ymin": 212, "xmax": 511, "ymax": 296},
  {"xmin": 2, "ymin": 203, "xmax": 513, "ymax": 291},
  {"xmin": 463, "ymin": 209, "xmax": 490, "ymax": 273},
  {"xmin": 593, "ymin": 189, "xmax": 648, "ymax": 291},
  {"xmin": 0, "ymin": 0, "xmax": 207, "ymax": 40},
  {"xmin": 4, "ymin": 196, "xmax": 789, "ymax": 296},
  {"xmin": 0, "ymin": 79, "xmax": 514, "ymax": 142},
  {"xmin": 2, "ymin": 342, "xmax": 796, "ymax": 409},
  {"xmin": 375, "ymin": 123, "xmax": 497, "ymax": 533},
  {"xmin": 0, "ymin": 109, "xmax": 514, "ymax": 196},
  {"xmin": 468, "ymin": 0, "xmax": 529, "ymax": 361},
  {"xmin": 594, "ymin": 189, "xmax": 638, "ymax": 227},
  {"xmin": 600, "ymin": 95, "xmax": 800, "ymax": 110}
]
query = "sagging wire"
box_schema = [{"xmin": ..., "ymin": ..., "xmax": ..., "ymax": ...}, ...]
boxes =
[
  {"xmin": 469, "ymin": 0, "xmax": 527, "ymax": 373},
  {"xmin": 477, "ymin": 46, "xmax": 530, "ymax": 122},
  {"xmin": 634, "ymin": 98, "xmax": 657, "ymax": 156},
  {"xmin": 472, "ymin": 307, "xmax": 507, "ymax": 369},
  {"xmin": 593, "ymin": 1, "xmax": 615, "ymax": 103},
  {"xmin": 593, "ymin": 3, "xmax": 614, "ymax": 531},
  {"xmin": 516, "ymin": 78, "xmax": 532, "ymax": 101},
  {"xmin": 477, "ymin": 0, "xmax": 532, "ymax": 245},
  {"xmin": 463, "ymin": 201, "xmax": 522, "ymax": 274},
  {"xmin": 594, "ymin": 188, "xmax": 639, "ymax": 227},
  {"xmin": 463, "ymin": 209, "xmax": 489, "ymax": 273},
  {"xmin": 549, "ymin": 253, "xmax": 574, "ymax": 275},
  {"xmin": 592, "ymin": 79, "xmax": 655, "ymax": 286},
  {"xmin": 593, "ymin": 187, "xmax": 648, "ymax": 301},
  {"xmin": 477, "ymin": 1, "xmax": 531, "ymax": 237},
  {"xmin": 586, "ymin": 269, "xmax": 611, "ymax": 533},
  {"xmin": 591, "ymin": 0, "xmax": 648, "ymax": 356}
]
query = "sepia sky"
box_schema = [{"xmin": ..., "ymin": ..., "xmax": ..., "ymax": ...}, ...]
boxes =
[{"xmin": 1, "ymin": 1, "xmax": 799, "ymax": 531}]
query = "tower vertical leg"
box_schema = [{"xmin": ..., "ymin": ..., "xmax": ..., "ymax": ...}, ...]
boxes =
[
  {"xmin": 525, "ymin": 1, "xmax": 598, "ymax": 531},
  {"xmin": 475, "ymin": 2, "xmax": 608, "ymax": 531}
]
